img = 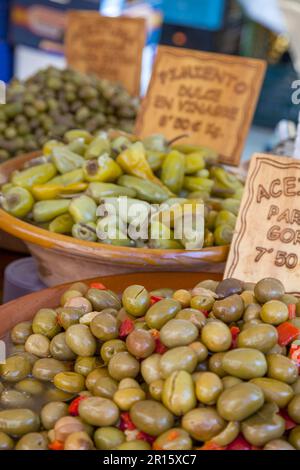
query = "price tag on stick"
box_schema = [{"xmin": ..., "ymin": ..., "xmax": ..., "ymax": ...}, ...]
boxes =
[
  {"xmin": 225, "ymin": 153, "xmax": 300, "ymax": 294},
  {"xmin": 65, "ymin": 11, "xmax": 146, "ymax": 96},
  {"xmin": 135, "ymin": 46, "xmax": 266, "ymax": 166}
]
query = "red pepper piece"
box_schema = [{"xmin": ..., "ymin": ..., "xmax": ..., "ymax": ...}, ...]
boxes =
[
  {"xmin": 227, "ymin": 435, "xmax": 252, "ymax": 450},
  {"xmin": 137, "ymin": 431, "xmax": 156, "ymax": 445},
  {"xmin": 150, "ymin": 296, "xmax": 163, "ymax": 305},
  {"xmin": 230, "ymin": 326, "xmax": 240, "ymax": 349},
  {"xmin": 119, "ymin": 412, "xmax": 136, "ymax": 431},
  {"xmin": 154, "ymin": 337, "xmax": 168, "ymax": 354},
  {"xmin": 68, "ymin": 395, "xmax": 87, "ymax": 416},
  {"xmin": 90, "ymin": 282, "xmax": 107, "ymax": 290},
  {"xmin": 289, "ymin": 341, "xmax": 300, "ymax": 369},
  {"xmin": 279, "ymin": 409, "xmax": 297, "ymax": 430},
  {"xmin": 201, "ymin": 310, "xmax": 209, "ymax": 318},
  {"xmin": 119, "ymin": 318, "xmax": 135, "ymax": 338},
  {"xmin": 288, "ymin": 304, "xmax": 296, "ymax": 320},
  {"xmin": 277, "ymin": 322, "xmax": 300, "ymax": 346},
  {"xmin": 48, "ymin": 440, "xmax": 64, "ymax": 451}
]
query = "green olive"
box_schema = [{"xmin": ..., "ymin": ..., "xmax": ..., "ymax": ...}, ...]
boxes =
[
  {"xmin": 141, "ymin": 354, "xmax": 162, "ymax": 384},
  {"xmin": 0, "ymin": 431, "xmax": 14, "ymax": 450},
  {"xmin": 126, "ymin": 330, "xmax": 155, "ymax": 359},
  {"xmin": 50, "ymin": 332, "xmax": 76, "ymax": 361},
  {"xmin": 113, "ymin": 388, "xmax": 146, "ymax": 411},
  {"xmin": 90, "ymin": 313, "xmax": 119, "ymax": 341},
  {"xmin": 15, "ymin": 378, "xmax": 44, "ymax": 395},
  {"xmin": 41, "ymin": 401, "xmax": 69, "ymax": 430},
  {"xmin": 159, "ymin": 346, "xmax": 197, "ymax": 378},
  {"xmin": 241, "ymin": 403, "xmax": 285, "ymax": 447},
  {"xmin": 122, "ymin": 285, "xmax": 150, "ymax": 317},
  {"xmin": 94, "ymin": 427, "xmax": 125, "ymax": 450},
  {"xmin": 25, "ymin": 334, "xmax": 50, "ymax": 357},
  {"xmin": 149, "ymin": 380, "xmax": 164, "ymax": 401},
  {"xmin": 217, "ymin": 382, "xmax": 264, "ymax": 421},
  {"xmin": 1, "ymin": 355, "xmax": 31, "ymax": 382},
  {"xmin": 289, "ymin": 426, "xmax": 300, "ymax": 449},
  {"xmin": 116, "ymin": 440, "xmax": 151, "ymax": 450},
  {"xmin": 176, "ymin": 309, "xmax": 207, "ymax": 329},
  {"xmin": 130, "ymin": 400, "xmax": 174, "ymax": 436},
  {"xmin": 145, "ymin": 299, "xmax": 181, "ymax": 330},
  {"xmin": 287, "ymin": 395, "xmax": 300, "ymax": 424},
  {"xmin": 86, "ymin": 289, "xmax": 121, "ymax": 311},
  {"xmin": 243, "ymin": 304, "xmax": 261, "ymax": 322},
  {"xmin": 93, "ymin": 376, "xmax": 118, "ymax": 399},
  {"xmin": 213, "ymin": 295, "xmax": 244, "ymax": 323},
  {"xmin": 108, "ymin": 352, "xmax": 140, "ymax": 381},
  {"xmin": 264, "ymin": 439, "xmax": 296, "ymax": 450},
  {"xmin": 260, "ymin": 300, "xmax": 288, "ymax": 325},
  {"xmin": 74, "ymin": 356, "xmax": 102, "ymax": 376},
  {"xmin": 65, "ymin": 324, "xmax": 97, "ymax": 357},
  {"xmin": 211, "ymin": 421, "xmax": 240, "ymax": 447},
  {"xmin": 208, "ymin": 352, "xmax": 227, "ymax": 377},
  {"xmin": 237, "ymin": 324, "xmax": 278, "ymax": 353},
  {"xmin": 100, "ymin": 339, "xmax": 127, "ymax": 363},
  {"xmin": 0, "ymin": 409, "xmax": 40, "ymax": 436},
  {"xmin": 162, "ymin": 371, "xmax": 196, "ymax": 416},
  {"xmin": 56, "ymin": 307, "xmax": 85, "ymax": 330},
  {"xmin": 251, "ymin": 378, "xmax": 294, "ymax": 408},
  {"xmin": 221, "ymin": 376, "xmax": 243, "ymax": 389},
  {"xmin": 182, "ymin": 407, "xmax": 225, "ymax": 441},
  {"xmin": 15, "ymin": 432, "xmax": 48, "ymax": 450},
  {"xmin": 190, "ymin": 295, "xmax": 215, "ymax": 312},
  {"xmin": 195, "ymin": 372, "xmax": 223, "ymax": 405},
  {"xmin": 85, "ymin": 368, "xmax": 109, "ymax": 391},
  {"xmin": 11, "ymin": 321, "xmax": 32, "ymax": 345},
  {"xmin": 32, "ymin": 358, "xmax": 68, "ymax": 382},
  {"xmin": 254, "ymin": 278, "xmax": 285, "ymax": 303},
  {"xmin": 0, "ymin": 389, "xmax": 33, "ymax": 409},
  {"xmin": 159, "ymin": 319, "xmax": 198, "ymax": 348},
  {"xmin": 267, "ymin": 354, "xmax": 298, "ymax": 384},
  {"xmin": 222, "ymin": 348, "xmax": 267, "ymax": 379},
  {"xmin": 189, "ymin": 341, "xmax": 208, "ymax": 362},
  {"xmin": 54, "ymin": 372, "xmax": 85, "ymax": 393},
  {"xmin": 201, "ymin": 321, "xmax": 232, "ymax": 352},
  {"xmin": 32, "ymin": 308, "xmax": 61, "ymax": 338},
  {"xmin": 79, "ymin": 397, "xmax": 119, "ymax": 427},
  {"xmin": 153, "ymin": 428, "xmax": 192, "ymax": 450}
]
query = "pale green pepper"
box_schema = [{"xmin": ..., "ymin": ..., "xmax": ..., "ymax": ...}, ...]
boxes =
[
  {"xmin": 65, "ymin": 129, "xmax": 92, "ymax": 144},
  {"xmin": 49, "ymin": 169, "xmax": 84, "ymax": 186},
  {"xmin": 87, "ymin": 182, "xmax": 136, "ymax": 201},
  {"xmin": 1, "ymin": 187, "xmax": 34, "ymax": 218},
  {"xmin": 85, "ymin": 136, "xmax": 110, "ymax": 159},
  {"xmin": 183, "ymin": 177, "xmax": 214, "ymax": 193},
  {"xmin": 185, "ymin": 152, "xmax": 206, "ymax": 174},
  {"xmin": 49, "ymin": 214, "xmax": 74, "ymax": 234},
  {"xmin": 118, "ymin": 175, "xmax": 170, "ymax": 204},
  {"xmin": 72, "ymin": 222, "xmax": 97, "ymax": 242},
  {"xmin": 69, "ymin": 195, "xmax": 97, "ymax": 224},
  {"xmin": 83, "ymin": 156, "xmax": 122, "ymax": 182},
  {"xmin": 33, "ymin": 200, "xmax": 70, "ymax": 223},
  {"xmin": 161, "ymin": 150, "xmax": 185, "ymax": 193},
  {"xmin": 52, "ymin": 147, "xmax": 85, "ymax": 174},
  {"xmin": 215, "ymin": 210, "xmax": 237, "ymax": 228},
  {"xmin": 12, "ymin": 163, "xmax": 57, "ymax": 188}
]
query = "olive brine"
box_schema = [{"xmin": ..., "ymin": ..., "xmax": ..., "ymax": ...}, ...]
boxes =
[{"xmin": 1, "ymin": 277, "xmax": 300, "ymax": 450}]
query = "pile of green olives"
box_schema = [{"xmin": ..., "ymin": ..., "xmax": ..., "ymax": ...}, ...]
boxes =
[
  {"xmin": 0, "ymin": 67, "xmax": 138, "ymax": 161},
  {"xmin": 1, "ymin": 276, "xmax": 300, "ymax": 451},
  {"xmin": 0, "ymin": 130, "xmax": 243, "ymax": 249}
]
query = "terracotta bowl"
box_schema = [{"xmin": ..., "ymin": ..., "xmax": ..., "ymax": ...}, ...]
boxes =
[
  {"xmin": 0, "ymin": 153, "xmax": 229, "ymax": 286},
  {"xmin": 0, "ymin": 272, "xmax": 222, "ymax": 336}
]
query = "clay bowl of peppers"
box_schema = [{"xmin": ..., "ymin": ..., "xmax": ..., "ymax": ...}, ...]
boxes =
[
  {"xmin": 1, "ymin": 274, "xmax": 300, "ymax": 451},
  {"xmin": 0, "ymin": 131, "xmax": 243, "ymax": 286}
]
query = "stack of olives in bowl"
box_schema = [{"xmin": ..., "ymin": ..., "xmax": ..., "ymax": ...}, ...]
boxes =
[
  {"xmin": 1, "ymin": 276, "xmax": 300, "ymax": 450},
  {"xmin": 0, "ymin": 66, "xmax": 138, "ymax": 161},
  {"xmin": 0, "ymin": 130, "xmax": 243, "ymax": 249}
]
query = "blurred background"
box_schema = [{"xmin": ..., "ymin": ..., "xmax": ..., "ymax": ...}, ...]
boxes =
[{"xmin": 1, "ymin": 0, "xmax": 300, "ymax": 153}]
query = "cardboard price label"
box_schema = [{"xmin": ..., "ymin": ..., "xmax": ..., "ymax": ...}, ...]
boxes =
[
  {"xmin": 135, "ymin": 46, "xmax": 266, "ymax": 166},
  {"xmin": 225, "ymin": 154, "xmax": 300, "ymax": 294},
  {"xmin": 65, "ymin": 11, "xmax": 146, "ymax": 96}
]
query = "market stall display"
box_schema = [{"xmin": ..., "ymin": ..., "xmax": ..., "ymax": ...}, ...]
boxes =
[
  {"xmin": 0, "ymin": 274, "xmax": 299, "ymax": 450},
  {"xmin": 0, "ymin": 67, "xmax": 139, "ymax": 162}
]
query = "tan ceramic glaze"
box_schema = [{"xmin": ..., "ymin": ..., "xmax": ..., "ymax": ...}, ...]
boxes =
[
  {"xmin": 0, "ymin": 153, "xmax": 228, "ymax": 286},
  {"xmin": 0, "ymin": 272, "xmax": 222, "ymax": 336}
]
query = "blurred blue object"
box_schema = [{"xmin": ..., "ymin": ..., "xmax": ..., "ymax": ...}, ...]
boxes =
[
  {"xmin": 0, "ymin": 41, "xmax": 13, "ymax": 83},
  {"xmin": 0, "ymin": 0, "xmax": 9, "ymax": 40},
  {"xmin": 161, "ymin": 0, "xmax": 226, "ymax": 30}
]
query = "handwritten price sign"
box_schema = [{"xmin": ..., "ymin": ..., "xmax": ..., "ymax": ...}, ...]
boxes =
[
  {"xmin": 136, "ymin": 46, "xmax": 266, "ymax": 166},
  {"xmin": 225, "ymin": 154, "xmax": 300, "ymax": 294}
]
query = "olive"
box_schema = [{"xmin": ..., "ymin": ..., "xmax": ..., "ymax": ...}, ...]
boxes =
[
  {"xmin": 1, "ymin": 355, "xmax": 31, "ymax": 382},
  {"xmin": 69, "ymin": 282, "xmax": 88, "ymax": 296},
  {"xmin": 221, "ymin": 376, "xmax": 243, "ymax": 389},
  {"xmin": 93, "ymin": 376, "xmax": 118, "ymax": 399},
  {"xmin": 149, "ymin": 380, "xmax": 164, "ymax": 401},
  {"xmin": 117, "ymin": 440, "xmax": 151, "ymax": 450},
  {"xmin": 141, "ymin": 354, "xmax": 163, "ymax": 384},
  {"xmin": 44, "ymin": 386, "xmax": 74, "ymax": 403},
  {"xmin": 264, "ymin": 439, "xmax": 296, "ymax": 450},
  {"xmin": 150, "ymin": 288, "xmax": 174, "ymax": 299},
  {"xmin": 145, "ymin": 299, "xmax": 181, "ymax": 329},
  {"xmin": 54, "ymin": 372, "xmax": 85, "ymax": 394},
  {"xmin": 64, "ymin": 431, "xmax": 94, "ymax": 451},
  {"xmin": 86, "ymin": 289, "xmax": 121, "ymax": 311},
  {"xmin": 85, "ymin": 368, "xmax": 109, "ymax": 391},
  {"xmin": 193, "ymin": 280, "xmax": 219, "ymax": 293},
  {"xmin": 211, "ymin": 421, "xmax": 240, "ymax": 447},
  {"xmin": 126, "ymin": 330, "xmax": 155, "ymax": 359},
  {"xmin": 159, "ymin": 346, "xmax": 197, "ymax": 378},
  {"xmin": 0, "ymin": 431, "xmax": 14, "ymax": 450},
  {"xmin": 11, "ymin": 321, "xmax": 32, "ymax": 345},
  {"xmin": 288, "ymin": 395, "xmax": 300, "ymax": 423},
  {"xmin": 173, "ymin": 290, "xmax": 192, "ymax": 308},
  {"xmin": 94, "ymin": 427, "xmax": 125, "ymax": 450},
  {"xmin": 292, "ymin": 378, "xmax": 300, "ymax": 394},
  {"xmin": 240, "ymin": 290, "xmax": 258, "ymax": 307},
  {"xmin": 153, "ymin": 428, "xmax": 192, "ymax": 450},
  {"xmin": 56, "ymin": 307, "xmax": 84, "ymax": 330},
  {"xmin": 182, "ymin": 407, "xmax": 225, "ymax": 441},
  {"xmin": 212, "ymin": 294, "xmax": 244, "ymax": 323},
  {"xmin": 241, "ymin": 403, "xmax": 285, "ymax": 447},
  {"xmin": 189, "ymin": 342, "xmax": 208, "ymax": 362},
  {"xmin": 79, "ymin": 397, "xmax": 119, "ymax": 427},
  {"xmin": 251, "ymin": 378, "xmax": 294, "ymax": 408},
  {"xmin": 267, "ymin": 354, "xmax": 298, "ymax": 384},
  {"xmin": 260, "ymin": 300, "xmax": 288, "ymax": 325},
  {"xmin": 217, "ymin": 382, "xmax": 264, "ymax": 421},
  {"xmin": 113, "ymin": 388, "xmax": 146, "ymax": 411},
  {"xmin": 65, "ymin": 324, "xmax": 97, "ymax": 357},
  {"xmin": 254, "ymin": 278, "xmax": 285, "ymax": 304},
  {"xmin": 90, "ymin": 313, "xmax": 118, "ymax": 342},
  {"xmin": 60, "ymin": 290, "xmax": 83, "ymax": 307},
  {"xmin": 0, "ymin": 409, "xmax": 40, "ymax": 436},
  {"xmin": 15, "ymin": 378, "xmax": 44, "ymax": 395},
  {"xmin": 159, "ymin": 319, "xmax": 198, "ymax": 348},
  {"xmin": 162, "ymin": 371, "xmax": 196, "ymax": 416},
  {"xmin": 237, "ymin": 324, "xmax": 278, "ymax": 353},
  {"xmin": 108, "ymin": 352, "xmax": 140, "ymax": 381},
  {"xmin": 130, "ymin": 400, "xmax": 174, "ymax": 436},
  {"xmin": 201, "ymin": 321, "xmax": 232, "ymax": 352},
  {"xmin": 222, "ymin": 348, "xmax": 267, "ymax": 379},
  {"xmin": 32, "ymin": 308, "xmax": 61, "ymax": 338},
  {"xmin": 54, "ymin": 416, "xmax": 85, "ymax": 442},
  {"xmin": 195, "ymin": 372, "xmax": 223, "ymax": 405},
  {"xmin": 118, "ymin": 378, "xmax": 141, "ymax": 390},
  {"xmin": 190, "ymin": 295, "xmax": 215, "ymax": 312},
  {"xmin": 50, "ymin": 332, "xmax": 76, "ymax": 361},
  {"xmin": 208, "ymin": 353, "xmax": 227, "ymax": 377},
  {"xmin": 15, "ymin": 432, "xmax": 48, "ymax": 450},
  {"xmin": 64, "ymin": 297, "xmax": 92, "ymax": 314},
  {"xmin": 25, "ymin": 334, "xmax": 50, "ymax": 358},
  {"xmin": 215, "ymin": 278, "xmax": 243, "ymax": 299},
  {"xmin": 74, "ymin": 356, "xmax": 102, "ymax": 376},
  {"xmin": 289, "ymin": 425, "xmax": 300, "ymax": 449},
  {"xmin": 41, "ymin": 401, "xmax": 69, "ymax": 430},
  {"xmin": 243, "ymin": 304, "xmax": 261, "ymax": 322},
  {"xmin": 122, "ymin": 285, "xmax": 150, "ymax": 317},
  {"xmin": 32, "ymin": 358, "xmax": 68, "ymax": 382},
  {"xmin": 100, "ymin": 339, "xmax": 127, "ymax": 363},
  {"xmin": 176, "ymin": 309, "xmax": 207, "ymax": 329}
]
